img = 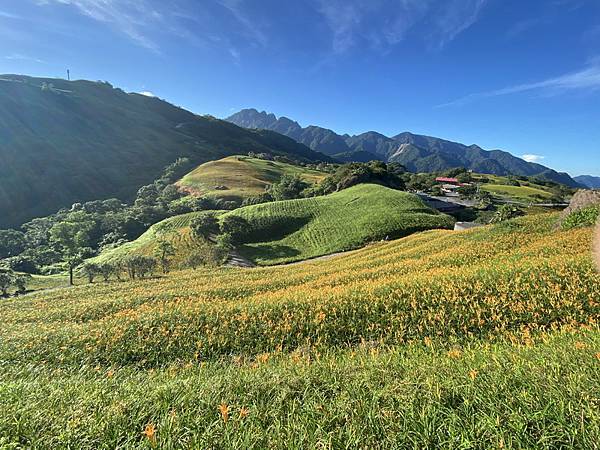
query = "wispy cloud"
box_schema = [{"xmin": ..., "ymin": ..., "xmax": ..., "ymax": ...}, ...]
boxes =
[
  {"xmin": 5, "ymin": 54, "xmax": 46, "ymax": 64},
  {"xmin": 139, "ymin": 91, "xmax": 156, "ymax": 97},
  {"xmin": 315, "ymin": 0, "xmax": 489, "ymax": 54},
  {"xmin": 215, "ymin": 0, "xmax": 267, "ymax": 47},
  {"xmin": 522, "ymin": 154, "xmax": 545, "ymax": 163},
  {"xmin": 36, "ymin": 0, "xmax": 167, "ymax": 52},
  {"xmin": 0, "ymin": 10, "xmax": 20, "ymax": 19},
  {"xmin": 437, "ymin": 62, "xmax": 600, "ymax": 107}
]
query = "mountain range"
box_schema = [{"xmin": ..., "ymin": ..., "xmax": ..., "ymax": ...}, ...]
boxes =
[
  {"xmin": 0, "ymin": 76, "xmax": 328, "ymax": 228},
  {"xmin": 227, "ymin": 109, "xmax": 581, "ymax": 188},
  {"xmin": 574, "ymin": 175, "xmax": 600, "ymax": 189}
]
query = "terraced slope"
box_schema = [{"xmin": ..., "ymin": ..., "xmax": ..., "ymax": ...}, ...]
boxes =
[
  {"xmin": 0, "ymin": 214, "xmax": 598, "ymax": 447},
  {"xmin": 177, "ymin": 155, "xmax": 326, "ymax": 202},
  {"xmin": 91, "ymin": 211, "xmax": 218, "ymax": 269},
  {"xmin": 97, "ymin": 184, "xmax": 453, "ymax": 267},
  {"xmin": 222, "ymin": 184, "xmax": 454, "ymax": 264}
]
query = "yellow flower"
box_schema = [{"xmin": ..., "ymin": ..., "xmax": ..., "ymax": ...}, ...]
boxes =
[
  {"xmin": 143, "ymin": 423, "xmax": 157, "ymax": 445},
  {"xmin": 469, "ymin": 369, "xmax": 478, "ymax": 380},
  {"xmin": 239, "ymin": 407, "xmax": 250, "ymax": 419},
  {"xmin": 447, "ymin": 349, "xmax": 462, "ymax": 359},
  {"xmin": 574, "ymin": 341, "xmax": 587, "ymax": 350},
  {"xmin": 219, "ymin": 403, "xmax": 229, "ymax": 423}
]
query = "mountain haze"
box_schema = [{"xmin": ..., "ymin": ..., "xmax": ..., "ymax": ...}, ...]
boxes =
[
  {"xmin": 227, "ymin": 109, "xmax": 580, "ymax": 187},
  {"xmin": 0, "ymin": 76, "xmax": 328, "ymax": 228}
]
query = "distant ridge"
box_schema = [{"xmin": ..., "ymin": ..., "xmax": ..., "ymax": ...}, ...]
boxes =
[
  {"xmin": 227, "ymin": 108, "xmax": 581, "ymax": 187},
  {"xmin": 0, "ymin": 76, "xmax": 329, "ymax": 228},
  {"xmin": 574, "ymin": 175, "xmax": 600, "ymax": 189}
]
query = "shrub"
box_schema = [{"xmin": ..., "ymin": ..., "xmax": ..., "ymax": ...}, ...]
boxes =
[
  {"xmin": 490, "ymin": 204, "xmax": 523, "ymax": 223},
  {"xmin": 562, "ymin": 206, "xmax": 600, "ymax": 230},
  {"xmin": 191, "ymin": 215, "xmax": 220, "ymax": 240},
  {"xmin": 81, "ymin": 262, "xmax": 100, "ymax": 283},
  {"xmin": 219, "ymin": 216, "xmax": 249, "ymax": 243}
]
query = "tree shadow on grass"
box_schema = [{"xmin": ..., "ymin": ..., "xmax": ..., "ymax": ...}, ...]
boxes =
[{"xmin": 238, "ymin": 244, "xmax": 301, "ymax": 263}]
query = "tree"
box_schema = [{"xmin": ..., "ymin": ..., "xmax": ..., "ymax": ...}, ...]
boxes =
[
  {"xmin": 490, "ymin": 204, "xmax": 523, "ymax": 224},
  {"xmin": 267, "ymin": 174, "xmax": 309, "ymax": 201},
  {"xmin": 124, "ymin": 256, "xmax": 157, "ymax": 280},
  {"xmin": 191, "ymin": 215, "xmax": 220, "ymax": 240},
  {"xmin": 219, "ymin": 216, "xmax": 249, "ymax": 244},
  {"xmin": 0, "ymin": 229, "xmax": 26, "ymax": 259},
  {"xmin": 81, "ymin": 262, "xmax": 100, "ymax": 283},
  {"xmin": 50, "ymin": 214, "xmax": 94, "ymax": 286},
  {"xmin": 155, "ymin": 238, "xmax": 176, "ymax": 274},
  {"xmin": 98, "ymin": 262, "xmax": 116, "ymax": 282},
  {"xmin": 13, "ymin": 273, "xmax": 31, "ymax": 294},
  {"xmin": 0, "ymin": 271, "xmax": 12, "ymax": 297}
]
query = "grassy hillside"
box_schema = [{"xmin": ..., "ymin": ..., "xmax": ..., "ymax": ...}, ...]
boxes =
[
  {"xmin": 177, "ymin": 155, "xmax": 326, "ymax": 202},
  {"xmin": 472, "ymin": 174, "xmax": 563, "ymax": 203},
  {"xmin": 228, "ymin": 184, "xmax": 454, "ymax": 264},
  {"xmin": 0, "ymin": 76, "xmax": 328, "ymax": 228},
  {"xmin": 0, "ymin": 214, "xmax": 598, "ymax": 447},
  {"xmin": 91, "ymin": 211, "xmax": 217, "ymax": 269},
  {"xmin": 95, "ymin": 184, "xmax": 453, "ymax": 267}
]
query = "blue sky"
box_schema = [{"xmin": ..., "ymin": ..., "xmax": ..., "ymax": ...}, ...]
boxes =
[{"xmin": 1, "ymin": 0, "xmax": 599, "ymax": 176}]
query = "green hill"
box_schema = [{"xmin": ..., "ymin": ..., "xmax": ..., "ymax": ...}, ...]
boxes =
[
  {"xmin": 177, "ymin": 155, "xmax": 327, "ymax": 202},
  {"xmin": 0, "ymin": 214, "xmax": 598, "ymax": 447},
  {"xmin": 226, "ymin": 184, "xmax": 454, "ymax": 264},
  {"xmin": 96, "ymin": 184, "xmax": 454, "ymax": 267},
  {"xmin": 0, "ymin": 76, "xmax": 328, "ymax": 228},
  {"xmin": 91, "ymin": 211, "xmax": 215, "ymax": 269}
]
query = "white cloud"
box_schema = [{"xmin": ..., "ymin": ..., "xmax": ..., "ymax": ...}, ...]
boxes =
[
  {"xmin": 315, "ymin": 0, "xmax": 489, "ymax": 54},
  {"xmin": 0, "ymin": 10, "xmax": 20, "ymax": 19},
  {"xmin": 522, "ymin": 154, "xmax": 545, "ymax": 163},
  {"xmin": 139, "ymin": 91, "xmax": 156, "ymax": 97},
  {"xmin": 437, "ymin": 61, "xmax": 600, "ymax": 107},
  {"xmin": 5, "ymin": 54, "xmax": 46, "ymax": 64},
  {"xmin": 37, "ymin": 0, "xmax": 164, "ymax": 51}
]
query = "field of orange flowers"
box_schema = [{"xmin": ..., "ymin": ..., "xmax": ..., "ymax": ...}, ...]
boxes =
[{"xmin": 0, "ymin": 213, "xmax": 598, "ymax": 448}]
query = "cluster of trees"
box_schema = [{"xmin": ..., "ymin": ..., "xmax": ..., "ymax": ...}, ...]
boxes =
[
  {"xmin": 80, "ymin": 256, "xmax": 159, "ymax": 284},
  {"xmin": 240, "ymin": 161, "xmax": 408, "ymax": 207},
  {"xmin": 0, "ymin": 158, "xmax": 238, "ymax": 277},
  {"xmin": 0, "ymin": 268, "xmax": 31, "ymax": 297}
]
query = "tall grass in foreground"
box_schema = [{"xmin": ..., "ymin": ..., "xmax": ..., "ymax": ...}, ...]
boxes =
[
  {"xmin": 0, "ymin": 214, "xmax": 598, "ymax": 448},
  {"xmin": 0, "ymin": 332, "xmax": 598, "ymax": 449}
]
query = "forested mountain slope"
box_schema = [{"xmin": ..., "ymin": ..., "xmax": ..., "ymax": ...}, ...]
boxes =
[{"xmin": 0, "ymin": 76, "xmax": 327, "ymax": 228}]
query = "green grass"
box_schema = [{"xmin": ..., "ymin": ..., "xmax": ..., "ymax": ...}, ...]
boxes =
[
  {"xmin": 0, "ymin": 332, "xmax": 598, "ymax": 449},
  {"xmin": 481, "ymin": 184, "xmax": 554, "ymax": 202},
  {"xmin": 0, "ymin": 76, "xmax": 325, "ymax": 228},
  {"xmin": 177, "ymin": 155, "xmax": 327, "ymax": 202},
  {"xmin": 92, "ymin": 211, "xmax": 221, "ymax": 269},
  {"xmin": 96, "ymin": 184, "xmax": 453, "ymax": 267},
  {"xmin": 226, "ymin": 184, "xmax": 455, "ymax": 264},
  {"xmin": 0, "ymin": 213, "xmax": 598, "ymax": 448}
]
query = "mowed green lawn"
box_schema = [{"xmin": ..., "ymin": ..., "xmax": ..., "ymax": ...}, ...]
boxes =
[
  {"xmin": 226, "ymin": 184, "xmax": 455, "ymax": 265},
  {"xmin": 177, "ymin": 155, "xmax": 327, "ymax": 202}
]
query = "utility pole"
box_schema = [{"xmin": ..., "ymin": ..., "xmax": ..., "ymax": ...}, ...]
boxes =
[{"xmin": 67, "ymin": 69, "xmax": 70, "ymax": 81}]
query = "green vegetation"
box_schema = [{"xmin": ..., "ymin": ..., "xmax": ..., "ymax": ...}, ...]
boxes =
[
  {"xmin": 0, "ymin": 214, "xmax": 598, "ymax": 447},
  {"xmin": 95, "ymin": 184, "xmax": 453, "ymax": 268},
  {"xmin": 227, "ymin": 184, "xmax": 454, "ymax": 265},
  {"xmin": 0, "ymin": 76, "xmax": 327, "ymax": 228},
  {"xmin": 177, "ymin": 156, "xmax": 327, "ymax": 203},
  {"xmin": 92, "ymin": 211, "xmax": 217, "ymax": 270},
  {"xmin": 562, "ymin": 205, "xmax": 600, "ymax": 230}
]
